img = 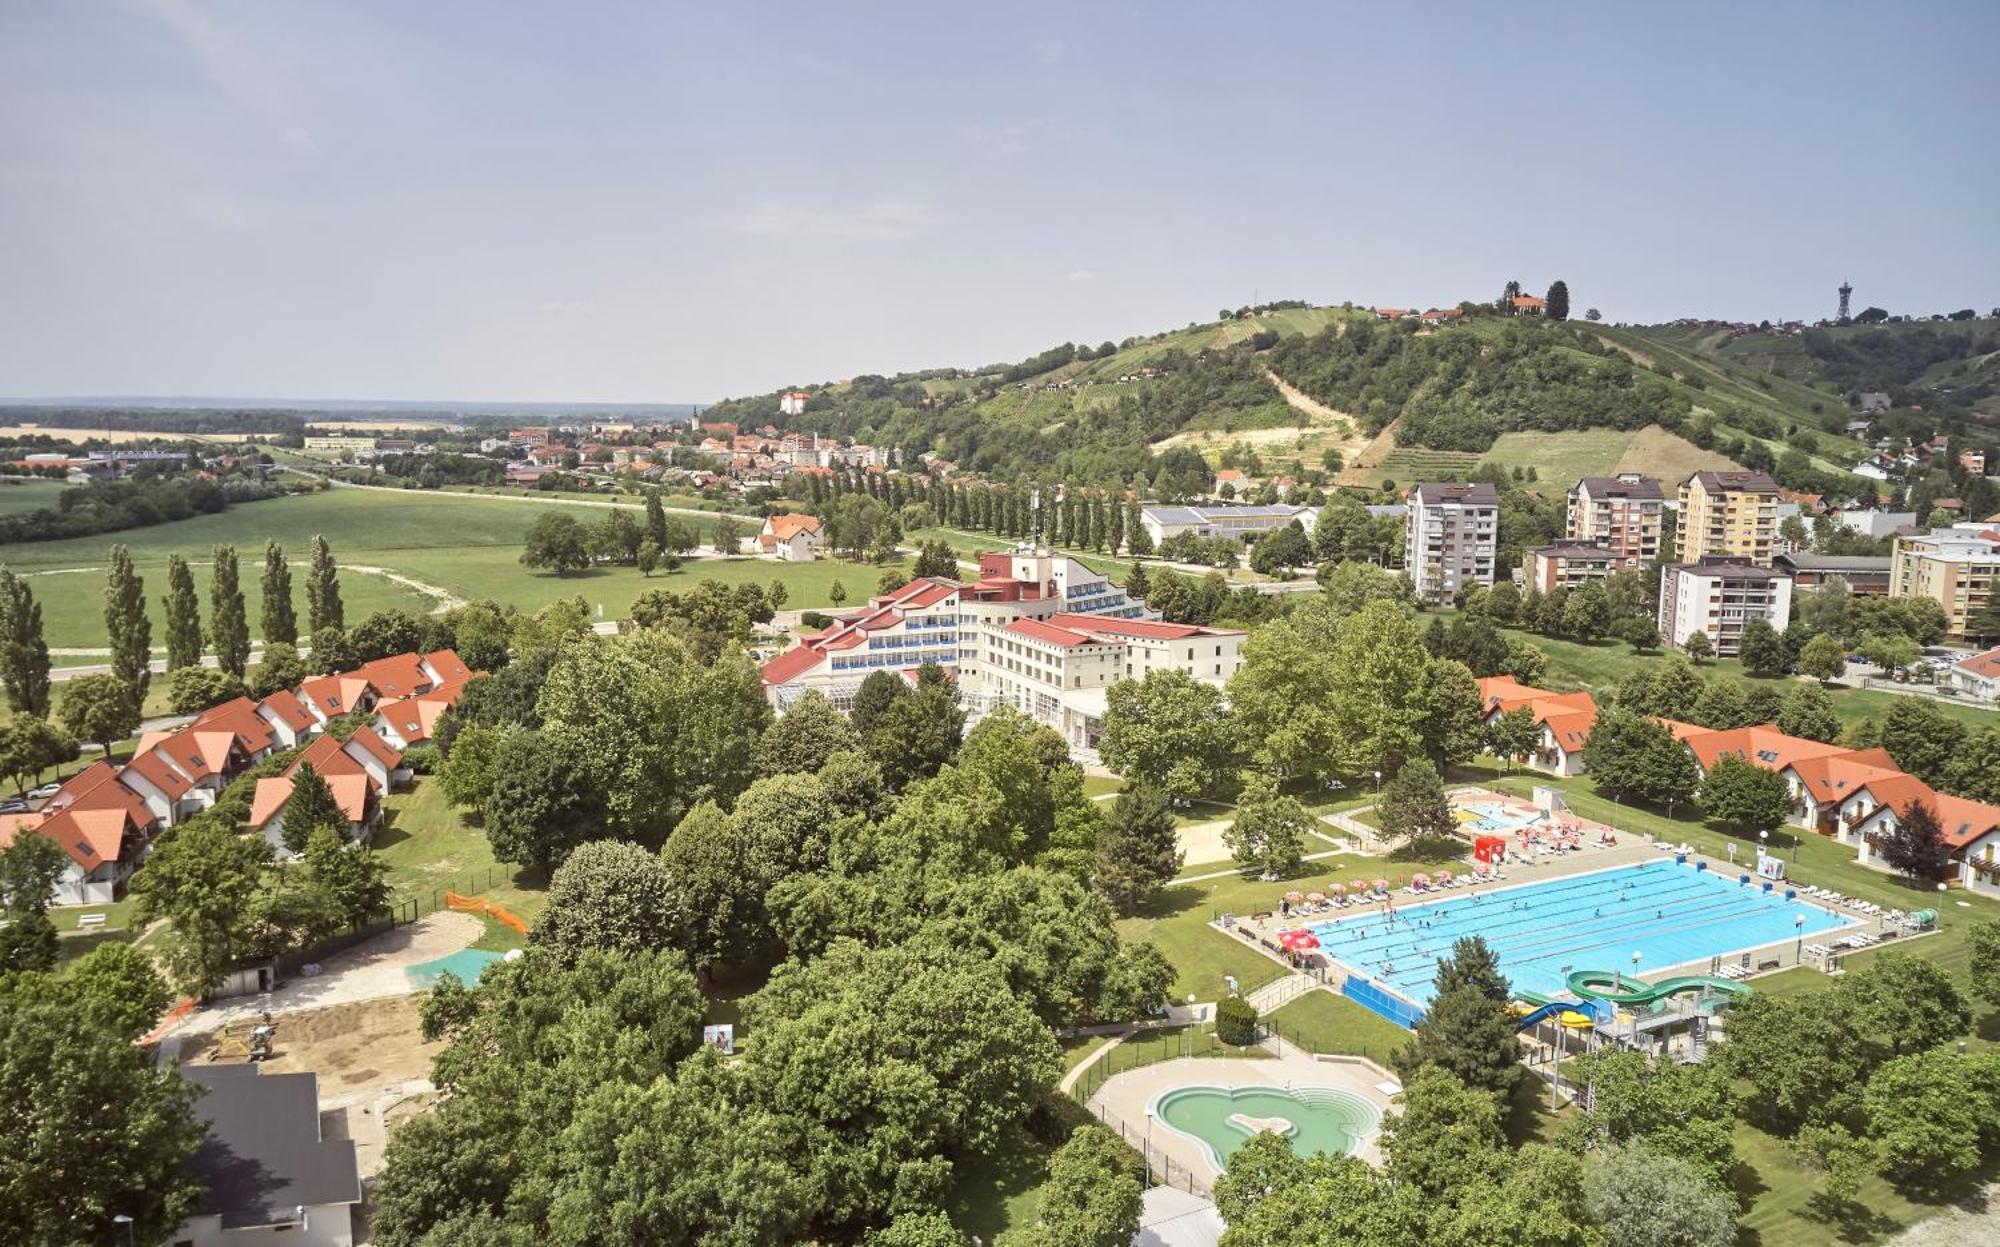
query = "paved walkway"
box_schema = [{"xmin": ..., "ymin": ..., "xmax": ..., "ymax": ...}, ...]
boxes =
[{"xmin": 168, "ymin": 911, "xmax": 483, "ymax": 1037}]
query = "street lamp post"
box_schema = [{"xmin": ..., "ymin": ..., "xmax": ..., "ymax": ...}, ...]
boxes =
[{"xmin": 112, "ymin": 1216, "xmax": 134, "ymax": 1247}]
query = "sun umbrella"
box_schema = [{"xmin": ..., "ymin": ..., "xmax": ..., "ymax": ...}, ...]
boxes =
[
  {"xmin": 1328, "ymin": 881, "xmax": 1345, "ymax": 893},
  {"xmin": 1306, "ymin": 892, "xmax": 1325, "ymax": 903},
  {"xmin": 1412, "ymin": 873, "xmax": 1430, "ymax": 885},
  {"xmin": 1284, "ymin": 890, "xmax": 1305, "ymax": 902},
  {"xmin": 1374, "ymin": 879, "xmax": 1389, "ymax": 891},
  {"xmin": 1278, "ymin": 929, "xmax": 1320, "ymax": 951},
  {"xmin": 1435, "ymin": 868, "xmax": 1454, "ymax": 881}
]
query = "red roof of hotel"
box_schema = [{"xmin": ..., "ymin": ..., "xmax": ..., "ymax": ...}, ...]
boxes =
[
  {"xmin": 1668, "ymin": 723, "xmax": 1852, "ymax": 774},
  {"xmin": 759, "ymin": 577, "xmax": 964, "ymax": 685},
  {"xmin": 1005, "ymin": 618, "xmax": 1098, "ymax": 648},
  {"xmin": 759, "ymin": 645, "xmax": 829, "ymax": 685},
  {"xmin": 1044, "ymin": 613, "xmax": 1221, "ymax": 640}
]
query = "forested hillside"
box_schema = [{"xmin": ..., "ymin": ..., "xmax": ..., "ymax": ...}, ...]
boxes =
[{"xmin": 703, "ymin": 299, "xmax": 1912, "ymax": 495}]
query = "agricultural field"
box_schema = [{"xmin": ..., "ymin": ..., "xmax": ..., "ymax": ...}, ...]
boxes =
[
  {"xmin": 0, "ymin": 485, "xmax": 889, "ymax": 648},
  {"xmin": 1342, "ymin": 424, "xmax": 1738, "ymax": 494}
]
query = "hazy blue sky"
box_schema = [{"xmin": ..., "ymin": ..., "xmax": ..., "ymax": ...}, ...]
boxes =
[{"xmin": 2, "ymin": 2, "xmax": 1995, "ymax": 403}]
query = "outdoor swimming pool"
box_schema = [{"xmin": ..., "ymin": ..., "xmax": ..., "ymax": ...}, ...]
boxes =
[
  {"xmin": 1455, "ymin": 799, "xmax": 1544, "ymax": 833},
  {"xmin": 1305, "ymin": 859, "xmax": 1854, "ymax": 1004},
  {"xmin": 1152, "ymin": 1085, "xmax": 1379, "ymax": 1171},
  {"xmin": 405, "ymin": 949, "xmax": 504, "ymax": 989}
]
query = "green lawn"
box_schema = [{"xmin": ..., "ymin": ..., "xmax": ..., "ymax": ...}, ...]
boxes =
[
  {"xmin": 0, "ymin": 478, "xmax": 76, "ymax": 515},
  {"xmin": 0, "ymin": 485, "xmax": 907, "ymax": 646},
  {"xmin": 374, "ymin": 777, "xmax": 549, "ymax": 925},
  {"xmin": 1266, "ymin": 989, "xmax": 1411, "ymax": 1067},
  {"xmin": 1471, "ymin": 618, "xmax": 1999, "ymax": 732},
  {"xmin": 1118, "ymin": 855, "xmax": 1398, "ymax": 1003}
]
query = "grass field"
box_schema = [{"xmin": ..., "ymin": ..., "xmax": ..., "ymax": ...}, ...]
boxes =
[
  {"xmin": 0, "ymin": 486, "xmax": 900, "ymax": 647},
  {"xmin": 1470, "ymin": 616, "xmax": 2000, "ymax": 731},
  {"xmin": 0, "ymin": 478, "xmax": 76, "ymax": 515},
  {"xmin": 1265, "ymin": 989, "xmax": 1412, "ymax": 1068},
  {"xmin": 1347, "ymin": 424, "xmax": 1741, "ymax": 494},
  {"xmin": 375, "ymin": 776, "xmax": 550, "ymax": 931}
]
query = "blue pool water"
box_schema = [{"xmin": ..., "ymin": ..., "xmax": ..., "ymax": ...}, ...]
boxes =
[
  {"xmin": 1457, "ymin": 801, "xmax": 1545, "ymax": 833},
  {"xmin": 405, "ymin": 949, "xmax": 504, "ymax": 989},
  {"xmin": 1305, "ymin": 860, "xmax": 1853, "ymax": 1005}
]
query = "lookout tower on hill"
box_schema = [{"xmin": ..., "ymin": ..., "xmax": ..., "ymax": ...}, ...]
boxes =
[{"xmin": 1838, "ymin": 280, "xmax": 1853, "ymax": 323}]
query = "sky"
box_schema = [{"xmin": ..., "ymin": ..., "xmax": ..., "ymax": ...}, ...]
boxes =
[{"xmin": 1, "ymin": 2, "xmax": 1995, "ymax": 405}]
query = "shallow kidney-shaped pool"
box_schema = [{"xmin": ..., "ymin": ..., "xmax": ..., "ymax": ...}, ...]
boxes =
[{"xmin": 1152, "ymin": 1085, "xmax": 1380, "ymax": 1171}]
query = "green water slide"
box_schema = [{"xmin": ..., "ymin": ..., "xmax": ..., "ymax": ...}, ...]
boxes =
[{"xmin": 1565, "ymin": 970, "xmax": 1751, "ymax": 1013}]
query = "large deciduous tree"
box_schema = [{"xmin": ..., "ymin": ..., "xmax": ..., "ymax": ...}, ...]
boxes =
[
  {"xmin": 483, "ymin": 728, "xmax": 608, "ymax": 874},
  {"xmin": 1697, "ymin": 754, "xmax": 1791, "ymax": 836},
  {"xmin": 0, "ymin": 987, "xmax": 206, "ymax": 1247},
  {"xmin": 530, "ymin": 839, "xmax": 678, "ymax": 966},
  {"xmin": 1876, "ymin": 798, "xmax": 1953, "ymax": 882},
  {"xmin": 0, "ymin": 830, "xmax": 67, "ymax": 973},
  {"xmin": 1225, "ymin": 772, "xmax": 1310, "ymax": 878},
  {"xmin": 520, "ymin": 510, "xmax": 593, "ymax": 575},
  {"xmin": 756, "ymin": 689, "xmax": 862, "ymax": 776},
  {"xmin": 59, "ymin": 672, "xmax": 139, "ymax": 757},
  {"xmin": 1377, "ymin": 757, "xmax": 1456, "ymax": 852},
  {"xmin": 1098, "ymin": 669, "xmax": 1236, "ymax": 805},
  {"xmin": 129, "ymin": 814, "xmax": 274, "ymax": 996},
  {"xmin": 1035, "ymin": 1125, "xmax": 1144, "ymax": 1247}
]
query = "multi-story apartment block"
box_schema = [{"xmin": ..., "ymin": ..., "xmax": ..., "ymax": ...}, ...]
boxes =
[
  {"xmin": 1657, "ymin": 556, "xmax": 1793, "ymax": 655},
  {"xmin": 1566, "ymin": 474, "xmax": 1664, "ymax": 565},
  {"xmin": 1676, "ymin": 470, "xmax": 1779, "ymax": 566},
  {"xmin": 1890, "ymin": 524, "xmax": 2000, "ymax": 637},
  {"xmin": 1406, "ymin": 482, "xmax": 1499, "ymax": 603},
  {"xmin": 759, "ymin": 548, "xmax": 1240, "ymax": 753},
  {"xmin": 1524, "ymin": 541, "xmax": 1622, "ymax": 593}
]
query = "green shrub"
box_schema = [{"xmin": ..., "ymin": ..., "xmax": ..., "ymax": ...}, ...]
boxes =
[
  {"xmin": 1216, "ymin": 994, "xmax": 1261, "ymax": 1046},
  {"xmin": 401, "ymin": 743, "xmax": 440, "ymax": 775}
]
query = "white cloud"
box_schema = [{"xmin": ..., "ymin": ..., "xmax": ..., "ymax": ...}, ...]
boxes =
[
  {"xmin": 1065, "ymin": 269, "xmax": 1097, "ymax": 283},
  {"xmin": 733, "ymin": 199, "xmax": 937, "ymax": 243},
  {"xmin": 1033, "ymin": 38, "xmax": 1067, "ymax": 64},
  {"xmin": 279, "ymin": 125, "xmax": 316, "ymax": 154}
]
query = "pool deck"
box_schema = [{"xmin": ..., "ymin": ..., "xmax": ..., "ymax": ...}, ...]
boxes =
[
  {"xmin": 1085, "ymin": 1047, "xmax": 1400, "ymax": 1186},
  {"xmin": 1218, "ymin": 832, "xmax": 1919, "ymax": 1007}
]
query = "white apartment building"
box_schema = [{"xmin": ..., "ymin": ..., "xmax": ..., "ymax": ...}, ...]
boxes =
[
  {"xmin": 1657, "ymin": 557, "xmax": 1793, "ymax": 655},
  {"xmin": 1139, "ymin": 504, "xmax": 1318, "ymax": 548},
  {"xmin": 1405, "ymin": 482, "xmax": 1499, "ymax": 603},
  {"xmin": 759, "ymin": 547, "xmax": 1241, "ymax": 753}
]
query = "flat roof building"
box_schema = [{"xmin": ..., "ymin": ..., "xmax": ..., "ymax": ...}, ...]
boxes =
[
  {"xmin": 1658, "ymin": 556, "xmax": 1793, "ymax": 656},
  {"xmin": 1406, "ymin": 482, "xmax": 1498, "ymax": 603},
  {"xmin": 1677, "ymin": 470, "xmax": 1779, "ymax": 566}
]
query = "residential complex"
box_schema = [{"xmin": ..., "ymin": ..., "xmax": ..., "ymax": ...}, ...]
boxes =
[
  {"xmin": 1657, "ymin": 557, "xmax": 1793, "ymax": 655},
  {"xmin": 1523, "ymin": 541, "xmax": 1622, "ymax": 593},
  {"xmin": 1404, "ymin": 482, "xmax": 1498, "ymax": 603},
  {"xmin": 1566, "ymin": 474, "xmax": 1664, "ymax": 564},
  {"xmin": 759, "ymin": 547, "xmax": 1242, "ymax": 754},
  {"xmin": 1138, "ymin": 503, "xmax": 1318, "ymax": 548},
  {"xmin": 0, "ymin": 650, "xmax": 482, "ymax": 904},
  {"xmin": 1889, "ymin": 523, "xmax": 2000, "ymax": 637},
  {"xmin": 1676, "ymin": 470, "xmax": 1779, "ymax": 566},
  {"xmin": 1668, "ymin": 721, "xmax": 2000, "ymax": 896}
]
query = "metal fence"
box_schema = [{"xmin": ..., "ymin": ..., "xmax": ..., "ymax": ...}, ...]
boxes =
[
  {"xmin": 261, "ymin": 863, "xmax": 523, "ymax": 979},
  {"xmin": 1090, "ymin": 1100, "xmax": 1213, "ymax": 1198}
]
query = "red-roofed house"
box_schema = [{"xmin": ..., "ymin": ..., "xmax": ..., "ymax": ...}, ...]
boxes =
[
  {"xmin": 7, "ymin": 762, "xmax": 159, "ymax": 903},
  {"xmin": 1473, "ymin": 676, "xmax": 1599, "ymax": 776},
  {"xmin": 298, "ymin": 674, "xmax": 378, "ymax": 727},
  {"xmin": 420, "ymin": 649, "xmax": 473, "ymax": 688},
  {"xmin": 249, "ymin": 771, "xmax": 376, "ymax": 855},
  {"xmin": 1943, "ymin": 645, "xmax": 2000, "ymax": 704},
  {"xmin": 255, "ymin": 690, "xmax": 318, "ymax": 748},
  {"xmin": 356, "ymin": 653, "xmax": 431, "ymax": 700},
  {"xmin": 757, "ymin": 513, "xmax": 824, "ymax": 562}
]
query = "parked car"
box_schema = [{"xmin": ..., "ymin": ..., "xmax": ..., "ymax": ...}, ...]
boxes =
[
  {"xmin": 0, "ymin": 798, "xmax": 28, "ymax": 815},
  {"xmin": 28, "ymin": 782, "xmax": 62, "ymax": 800}
]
